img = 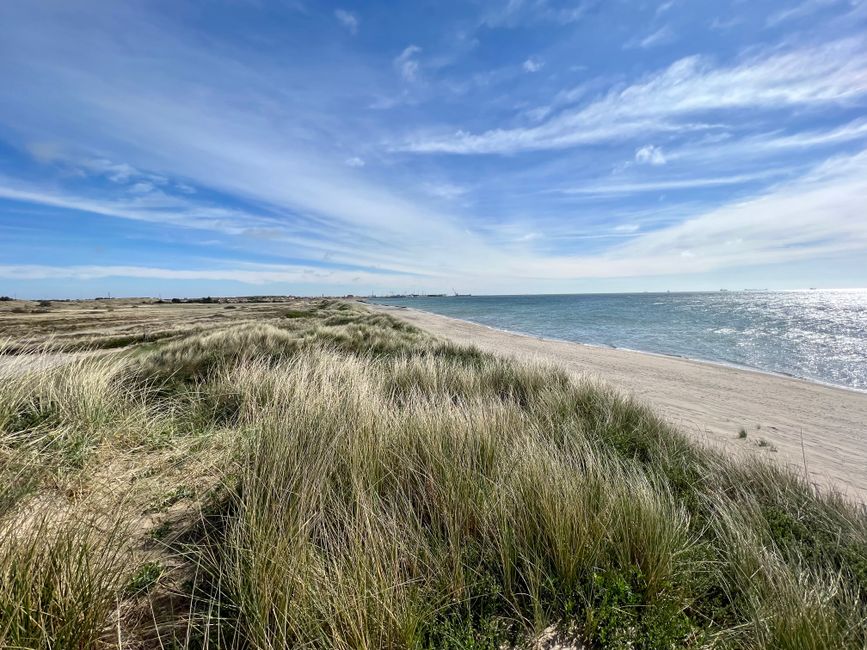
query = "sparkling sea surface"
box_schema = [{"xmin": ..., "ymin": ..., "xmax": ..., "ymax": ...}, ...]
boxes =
[{"xmin": 373, "ymin": 290, "xmax": 867, "ymax": 391}]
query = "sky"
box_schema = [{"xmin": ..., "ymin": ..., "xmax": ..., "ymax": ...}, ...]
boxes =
[{"xmin": 1, "ymin": 1, "xmax": 866, "ymax": 298}]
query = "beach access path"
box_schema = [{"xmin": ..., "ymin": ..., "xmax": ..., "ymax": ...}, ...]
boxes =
[{"xmin": 371, "ymin": 303, "xmax": 867, "ymax": 503}]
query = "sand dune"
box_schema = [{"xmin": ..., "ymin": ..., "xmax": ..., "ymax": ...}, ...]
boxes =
[{"xmin": 373, "ymin": 304, "xmax": 867, "ymax": 503}]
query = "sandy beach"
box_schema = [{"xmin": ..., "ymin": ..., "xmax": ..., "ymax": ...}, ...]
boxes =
[{"xmin": 372, "ymin": 303, "xmax": 867, "ymax": 502}]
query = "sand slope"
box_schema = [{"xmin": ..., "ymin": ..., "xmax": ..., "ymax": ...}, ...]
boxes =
[{"xmin": 373, "ymin": 304, "xmax": 867, "ymax": 503}]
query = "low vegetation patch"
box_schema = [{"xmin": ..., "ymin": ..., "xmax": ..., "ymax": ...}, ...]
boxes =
[{"xmin": 0, "ymin": 299, "xmax": 864, "ymax": 648}]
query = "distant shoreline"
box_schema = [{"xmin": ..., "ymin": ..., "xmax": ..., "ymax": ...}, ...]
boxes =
[{"xmin": 368, "ymin": 300, "xmax": 866, "ymax": 395}]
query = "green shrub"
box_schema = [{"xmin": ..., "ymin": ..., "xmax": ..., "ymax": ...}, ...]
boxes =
[{"xmin": 125, "ymin": 561, "xmax": 163, "ymax": 596}]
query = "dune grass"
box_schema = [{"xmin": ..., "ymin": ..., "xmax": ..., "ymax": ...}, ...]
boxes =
[{"xmin": 0, "ymin": 299, "xmax": 864, "ymax": 648}]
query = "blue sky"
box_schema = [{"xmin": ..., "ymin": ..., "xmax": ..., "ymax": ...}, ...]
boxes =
[{"xmin": 1, "ymin": 0, "xmax": 866, "ymax": 298}]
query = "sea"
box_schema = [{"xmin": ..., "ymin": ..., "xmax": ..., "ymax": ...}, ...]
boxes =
[{"xmin": 373, "ymin": 290, "xmax": 867, "ymax": 392}]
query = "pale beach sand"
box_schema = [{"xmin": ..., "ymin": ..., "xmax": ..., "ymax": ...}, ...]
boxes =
[{"xmin": 372, "ymin": 303, "xmax": 867, "ymax": 503}]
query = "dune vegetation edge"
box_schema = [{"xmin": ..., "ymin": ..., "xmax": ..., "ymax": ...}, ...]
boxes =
[{"xmin": 1, "ymin": 299, "xmax": 865, "ymax": 649}]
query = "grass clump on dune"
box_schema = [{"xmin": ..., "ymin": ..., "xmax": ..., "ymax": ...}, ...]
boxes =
[
  {"xmin": 208, "ymin": 346, "xmax": 866, "ymax": 649},
  {"xmin": 0, "ymin": 299, "xmax": 865, "ymax": 648},
  {"xmin": 0, "ymin": 509, "xmax": 129, "ymax": 649}
]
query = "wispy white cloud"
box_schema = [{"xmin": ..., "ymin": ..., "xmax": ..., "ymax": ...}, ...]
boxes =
[
  {"xmin": 24, "ymin": 141, "xmax": 64, "ymax": 164},
  {"xmin": 634, "ymin": 145, "xmax": 667, "ymax": 165},
  {"xmin": 522, "ymin": 57, "xmax": 544, "ymax": 73},
  {"xmin": 400, "ymin": 38, "xmax": 867, "ymax": 154},
  {"xmin": 129, "ymin": 181, "xmax": 155, "ymax": 194},
  {"xmin": 0, "ymin": 180, "xmax": 285, "ymax": 237},
  {"xmin": 0, "ymin": 263, "xmax": 407, "ymax": 287},
  {"xmin": 175, "ymin": 182, "xmax": 196, "ymax": 194},
  {"xmin": 480, "ymin": 0, "xmax": 593, "ymax": 28},
  {"xmin": 521, "ymin": 83, "xmax": 590, "ymax": 123},
  {"xmin": 80, "ymin": 158, "xmax": 142, "ymax": 183},
  {"xmin": 709, "ymin": 16, "xmax": 743, "ymax": 31},
  {"xmin": 28, "ymin": 150, "xmax": 171, "ymax": 187},
  {"xmin": 626, "ymin": 25, "xmax": 675, "ymax": 49},
  {"xmin": 0, "ymin": 177, "xmax": 479, "ymax": 279},
  {"xmin": 523, "ymin": 106, "xmax": 552, "ymax": 122},
  {"xmin": 607, "ymin": 151, "xmax": 867, "ymax": 274},
  {"xmin": 767, "ymin": 0, "xmax": 842, "ymax": 26},
  {"xmin": 334, "ymin": 9, "xmax": 359, "ymax": 34},
  {"xmin": 0, "ymin": 3, "xmax": 505, "ymax": 278},
  {"xmin": 421, "ymin": 182, "xmax": 469, "ymax": 200},
  {"xmin": 395, "ymin": 45, "xmax": 422, "ymax": 82},
  {"xmin": 656, "ymin": 1, "xmax": 675, "ymax": 16},
  {"xmin": 2, "ymin": 148, "xmax": 866, "ymax": 289},
  {"xmin": 663, "ymin": 118, "xmax": 867, "ymax": 166},
  {"xmin": 345, "ymin": 156, "xmax": 365, "ymax": 167},
  {"xmin": 554, "ymin": 170, "xmax": 783, "ymax": 197},
  {"xmin": 756, "ymin": 118, "xmax": 867, "ymax": 149},
  {"xmin": 515, "ymin": 148, "xmax": 867, "ymax": 278}
]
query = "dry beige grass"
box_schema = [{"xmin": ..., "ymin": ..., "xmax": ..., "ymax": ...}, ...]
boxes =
[{"xmin": 0, "ymin": 299, "xmax": 864, "ymax": 649}]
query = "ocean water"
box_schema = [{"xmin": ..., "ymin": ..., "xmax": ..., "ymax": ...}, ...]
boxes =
[{"xmin": 373, "ymin": 290, "xmax": 867, "ymax": 391}]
